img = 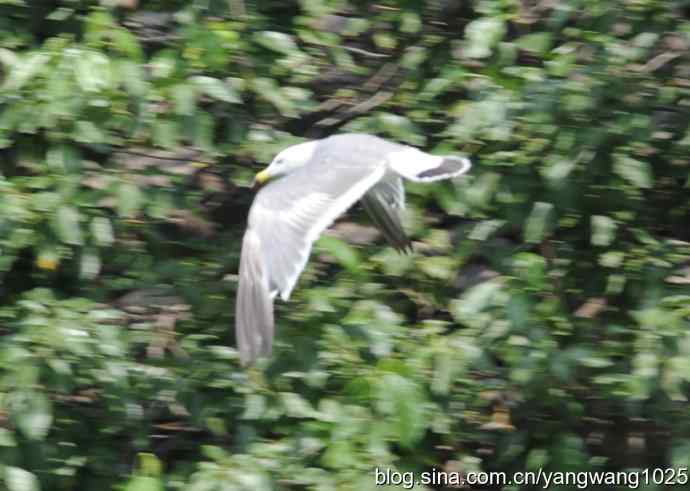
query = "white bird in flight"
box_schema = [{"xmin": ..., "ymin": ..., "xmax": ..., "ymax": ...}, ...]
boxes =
[{"xmin": 235, "ymin": 133, "xmax": 471, "ymax": 365}]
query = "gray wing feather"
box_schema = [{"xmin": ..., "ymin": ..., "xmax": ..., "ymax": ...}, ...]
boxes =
[
  {"xmin": 361, "ymin": 176, "xmax": 412, "ymax": 252},
  {"xmin": 236, "ymin": 228, "xmax": 274, "ymax": 365}
]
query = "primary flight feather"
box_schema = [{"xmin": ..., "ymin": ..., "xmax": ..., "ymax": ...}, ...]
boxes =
[{"xmin": 236, "ymin": 133, "xmax": 471, "ymax": 365}]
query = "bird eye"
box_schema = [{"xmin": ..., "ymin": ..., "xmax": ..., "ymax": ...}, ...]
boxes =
[{"xmin": 275, "ymin": 158, "xmax": 284, "ymax": 165}]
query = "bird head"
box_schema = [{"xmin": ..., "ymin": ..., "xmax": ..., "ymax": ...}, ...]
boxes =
[{"xmin": 253, "ymin": 141, "xmax": 317, "ymax": 187}]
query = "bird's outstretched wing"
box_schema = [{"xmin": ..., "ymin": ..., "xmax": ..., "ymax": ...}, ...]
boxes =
[{"xmin": 236, "ymin": 157, "xmax": 386, "ymax": 365}]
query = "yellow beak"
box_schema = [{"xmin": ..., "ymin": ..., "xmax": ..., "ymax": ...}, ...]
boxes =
[{"xmin": 252, "ymin": 169, "xmax": 271, "ymax": 188}]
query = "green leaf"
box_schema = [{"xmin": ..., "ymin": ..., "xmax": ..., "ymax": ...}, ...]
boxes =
[
  {"xmin": 32, "ymin": 192, "xmax": 60, "ymax": 212},
  {"xmin": 516, "ymin": 32, "xmax": 552, "ymax": 55},
  {"xmin": 418, "ymin": 256, "xmax": 456, "ymax": 280},
  {"xmin": 526, "ymin": 449, "xmax": 549, "ymax": 471},
  {"xmin": 280, "ymin": 392, "xmax": 317, "ymax": 418},
  {"xmin": 401, "ymin": 46, "xmax": 427, "ymax": 69},
  {"xmin": 152, "ymin": 119, "xmax": 179, "ymax": 149},
  {"xmin": 373, "ymin": 32, "xmax": 396, "ymax": 49},
  {"xmin": 371, "ymin": 248, "xmax": 414, "ymax": 276},
  {"xmin": 377, "ymin": 373, "xmax": 426, "ymax": 448},
  {"xmin": 451, "ymin": 279, "xmax": 502, "ymax": 320},
  {"xmin": 47, "ymin": 7, "xmax": 74, "ymax": 21},
  {"xmin": 469, "ymin": 219, "xmax": 505, "ymax": 241},
  {"xmin": 614, "ymin": 154, "xmax": 652, "ymax": 189},
  {"xmin": 111, "ymin": 26, "xmax": 143, "ymax": 59},
  {"xmin": 377, "ymin": 113, "xmax": 424, "ymax": 146},
  {"xmin": 190, "ymin": 76, "xmax": 240, "ymax": 103},
  {"xmin": 90, "ymin": 217, "xmax": 114, "ymax": 247},
  {"xmin": 507, "ymin": 293, "xmax": 530, "ymax": 330},
  {"xmin": 524, "ymin": 201, "xmax": 553, "ymax": 244},
  {"xmin": 316, "ymin": 235, "xmax": 360, "ymax": 272},
  {"xmin": 322, "ymin": 439, "xmax": 357, "ymax": 469},
  {"xmin": 633, "ymin": 32, "xmax": 659, "ymax": 49},
  {"xmin": 4, "ymin": 52, "xmax": 49, "ymax": 91},
  {"xmin": 546, "ymin": 47, "xmax": 577, "ymax": 77},
  {"xmin": 138, "ymin": 452, "xmax": 163, "ymax": 477},
  {"xmin": 0, "ymin": 48, "xmax": 17, "ymax": 69},
  {"xmin": 400, "ymin": 12, "xmax": 422, "ymax": 34},
  {"xmin": 432, "ymin": 347, "xmax": 464, "ymax": 396},
  {"xmin": 542, "ymin": 155, "xmax": 576, "ymax": 181},
  {"xmin": 254, "ymin": 31, "xmax": 298, "ymax": 55},
  {"xmin": 124, "ymin": 476, "xmax": 163, "ymax": 491},
  {"xmin": 254, "ymin": 78, "xmax": 296, "ymax": 117},
  {"xmin": 5, "ymin": 467, "xmax": 40, "ymax": 491},
  {"xmin": 513, "ymin": 252, "xmax": 547, "ymax": 290},
  {"xmin": 47, "ymin": 144, "xmax": 81, "ymax": 173},
  {"xmin": 118, "ymin": 59, "xmax": 147, "ymax": 97},
  {"xmin": 149, "ymin": 50, "xmax": 176, "ymax": 79},
  {"xmin": 591, "ymin": 215, "xmax": 617, "ymax": 246},
  {"xmin": 465, "ymin": 172, "xmax": 500, "ymax": 209},
  {"xmin": 633, "ymin": 352, "xmax": 658, "ymax": 379},
  {"xmin": 419, "ymin": 77, "xmax": 453, "ymax": 101},
  {"xmin": 172, "ymin": 83, "xmax": 196, "ymax": 116},
  {"xmin": 74, "ymin": 50, "xmax": 112, "ymax": 92},
  {"xmin": 80, "ymin": 248, "xmax": 101, "ymax": 279},
  {"xmin": 117, "ymin": 182, "xmax": 143, "ymax": 218},
  {"xmin": 0, "ymin": 428, "xmax": 16, "ymax": 447},
  {"xmin": 241, "ymin": 394, "xmax": 266, "ymax": 420},
  {"xmin": 191, "ymin": 111, "xmax": 214, "ymax": 152},
  {"xmin": 55, "ymin": 206, "xmax": 83, "ymax": 245},
  {"xmin": 671, "ymin": 442, "xmax": 690, "ymax": 469},
  {"xmin": 74, "ymin": 121, "xmax": 106, "ymax": 144},
  {"xmin": 14, "ymin": 391, "xmax": 52, "ymax": 441},
  {"xmin": 464, "ymin": 17, "xmax": 505, "ymax": 58}
]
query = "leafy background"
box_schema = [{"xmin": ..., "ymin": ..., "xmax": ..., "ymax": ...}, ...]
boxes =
[{"xmin": 1, "ymin": 0, "xmax": 689, "ymax": 489}]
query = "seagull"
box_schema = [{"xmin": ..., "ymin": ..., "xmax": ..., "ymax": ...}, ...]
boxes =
[{"xmin": 235, "ymin": 133, "xmax": 471, "ymax": 365}]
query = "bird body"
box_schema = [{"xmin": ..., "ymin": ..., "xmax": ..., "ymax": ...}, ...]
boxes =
[{"xmin": 236, "ymin": 133, "xmax": 471, "ymax": 365}]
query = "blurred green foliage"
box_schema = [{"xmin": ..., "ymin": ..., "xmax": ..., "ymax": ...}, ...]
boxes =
[{"xmin": 1, "ymin": 0, "xmax": 690, "ymax": 489}]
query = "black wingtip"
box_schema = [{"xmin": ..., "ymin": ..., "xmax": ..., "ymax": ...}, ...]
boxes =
[
  {"xmin": 416, "ymin": 156, "xmax": 471, "ymax": 181},
  {"xmin": 392, "ymin": 240, "xmax": 414, "ymax": 255}
]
